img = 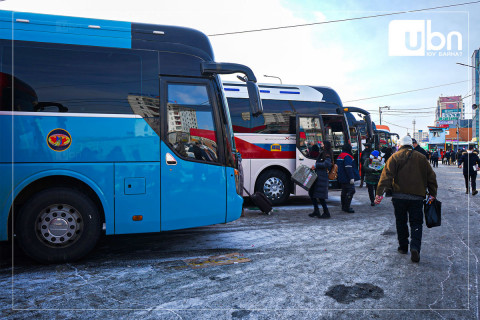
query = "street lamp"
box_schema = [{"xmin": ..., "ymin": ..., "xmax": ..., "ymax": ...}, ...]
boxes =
[
  {"xmin": 378, "ymin": 106, "xmax": 390, "ymax": 125},
  {"xmin": 264, "ymin": 74, "xmax": 282, "ymax": 84},
  {"xmin": 456, "ymin": 62, "xmax": 480, "ymax": 147}
]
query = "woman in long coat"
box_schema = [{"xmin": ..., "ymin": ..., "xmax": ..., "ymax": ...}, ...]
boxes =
[{"xmin": 308, "ymin": 141, "xmax": 334, "ymax": 219}]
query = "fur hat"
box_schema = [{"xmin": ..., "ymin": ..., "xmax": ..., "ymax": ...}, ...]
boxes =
[{"xmin": 398, "ymin": 135, "xmax": 413, "ymax": 146}]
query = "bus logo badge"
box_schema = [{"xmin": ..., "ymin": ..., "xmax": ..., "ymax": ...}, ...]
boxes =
[
  {"xmin": 271, "ymin": 144, "xmax": 282, "ymax": 152},
  {"xmin": 47, "ymin": 129, "xmax": 72, "ymax": 152}
]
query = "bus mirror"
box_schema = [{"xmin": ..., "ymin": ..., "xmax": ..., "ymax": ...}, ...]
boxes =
[
  {"xmin": 336, "ymin": 107, "xmax": 344, "ymax": 114},
  {"xmin": 246, "ymin": 81, "xmax": 263, "ymax": 117}
]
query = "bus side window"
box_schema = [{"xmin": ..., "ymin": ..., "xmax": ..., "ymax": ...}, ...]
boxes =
[
  {"xmin": 166, "ymin": 83, "xmax": 219, "ymax": 163},
  {"xmin": 298, "ymin": 116, "xmax": 322, "ymax": 160}
]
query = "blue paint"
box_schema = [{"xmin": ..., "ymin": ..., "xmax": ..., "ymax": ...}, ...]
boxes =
[
  {"xmin": 160, "ymin": 141, "xmax": 227, "ymax": 231},
  {"xmin": 255, "ymin": 143, "xmax": 296, "ymax": 151},
  {"xmin": 226, "ymin": 167, "xmax": 243, "ymax": 223},
  {"xmin": 0, "ymin": 114, "xmax": 160, "ymax": 163},
  {"xmin": 0, "ymin": 10, "xmax": 131, "ymax": 48},
  {"xmin": 279, "ymin": 91, "xmax": 300, "ymax": 94},
  {"xmin": 260, "ymin": 90, "xmax": 270, "ymax": 93},
  {"xmin": 224, "ymin": 88, "xmax": 240, "ymax": 92},
  {"xmin": 115, "ymin": 163, "xmax": 160, "ymax": 234}
]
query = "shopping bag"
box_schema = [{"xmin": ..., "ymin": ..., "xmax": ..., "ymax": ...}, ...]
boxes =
[
  {"xmin": 424, "ymin": 197, "xmax": 441, "ymax": 228},
  {"xmin": 291, "ymin": 165, "xmax": 317, "ymax": 191}
]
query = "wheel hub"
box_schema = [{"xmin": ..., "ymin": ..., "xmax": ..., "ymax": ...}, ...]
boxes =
[
  {"xmin": 263, "ymin": 177, "xmax": 285, "ymax": 200},
  {"xmin": 37, "ymin": 204, "xmax": 83, "ymax": 246}
]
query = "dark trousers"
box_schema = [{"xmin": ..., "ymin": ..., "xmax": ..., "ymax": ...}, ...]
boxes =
[
  {"xmin": 367, "ymin": 183, "xmax": 378, "ymax": 203},
  {"xmin": 432, "ymin": 159, "xmax": 438, "ymax": 167},
  {"xmin": 341, "ymin": 183, "xmax": 356, "ymax": 209},
  {"xmin": 464, "ymin": 173, "xmax": 477, "ymax": 191},
  {"xmin": 392, "ymin": 199, "xmax": 424, "ymax": 252},
  {"xmin": 311, "ymin": 197, "xmax": 328, "ymax": 212}
]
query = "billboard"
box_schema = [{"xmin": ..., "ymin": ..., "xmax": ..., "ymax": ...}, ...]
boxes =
[
  {"xmin": 442, "ymin": 109, "xmax": 461, "ymax": 114},
  {"xmin": 445, "ymin": 103, "xmax": 457, "ymax": 109}
]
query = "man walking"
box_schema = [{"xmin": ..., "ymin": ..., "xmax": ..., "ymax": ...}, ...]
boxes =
[
  {"xmin": 375, "ymin": 136, "xmax": 437, "ymax": 263},
  {"xmin": 458, "ymin": 145, "xmax": 480, "ymax": 195},
  {"xmin": 412, "ymin": 138, "xmax": 427, "ymax": 158},
  {"xmin": 336, "ymin": 144, "xmax": 360, "ymax": 213},
  {"xmin": 431, "ymin": 149, "xmax": 439, "ymax": 167}
]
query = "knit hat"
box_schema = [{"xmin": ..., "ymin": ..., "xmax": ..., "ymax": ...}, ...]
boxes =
[
  {"xmin": 398, "ymin": 135, "xmax": 412, "ymax": 146},
  {"xmin": 371, "ymin": 150, "xmax": 380, "ymax": 157}
]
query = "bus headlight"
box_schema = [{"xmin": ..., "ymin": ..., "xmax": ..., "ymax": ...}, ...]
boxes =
[{"xmin": 234, "ymin": 169, "xmax": 242, "ymax": 195}]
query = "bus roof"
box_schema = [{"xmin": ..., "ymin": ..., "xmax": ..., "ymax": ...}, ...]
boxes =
[
  {"xmin": 0, "ymin": 10, "xmax": 214, "ymax": 60},
  {"xmin": 223, "ymin": 82, "xmax": 343, "ymax": 113}
]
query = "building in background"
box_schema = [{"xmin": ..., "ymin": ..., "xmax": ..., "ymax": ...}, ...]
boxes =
[
  {"xmin": 435, "ymin": 95, "xmax": 464, "ymax": 129},
  {"xmin": 472, "ymin": 49, "xmax": 479, "ymax": 145},
  {"xmin": 413, "ymin": 130, "xmax": 429, "ymax": 144},
  {"xmin": 428, "ymin": 126, "xmax": 446, "ymax": 151}
]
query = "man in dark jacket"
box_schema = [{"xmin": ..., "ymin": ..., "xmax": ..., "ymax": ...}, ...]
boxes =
[
  {"xmin": 450, "ymin": 149, "xmax": 456, "ymax": 165},
  {"xmin": 375, "ymin": 135, "xmax": 437, "ymax": 263},
  {"xmin": 336, "ymin": 144, "xmax": 360, "ymax": 213},
  {"xmin": 359, "ymin": 143, "xmax": 372, "ymax": 188},
  {"xmin": 458, "ymin": 145, "xmax": 480, "ymax": 195},
  {"xmin": 431, "ymin": 149, "xmax": 439, "ymax": 167},
  {"xmin": 412, "ymin": 138, "xmax": 427, "ymax": 158}
]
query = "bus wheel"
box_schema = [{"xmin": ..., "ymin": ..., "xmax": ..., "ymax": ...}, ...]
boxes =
[
  {"xmin": 256, "ymin": 169, "xmax": 290, "ymax": 205},
  {"xmin": 15, "ymin": 188, "xmax": 102, "ymax": 263}
]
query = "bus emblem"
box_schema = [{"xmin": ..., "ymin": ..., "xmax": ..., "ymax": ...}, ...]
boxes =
[
  {"xmin": 47, "ymin": 129, "xmax": 72, "ymax": 152},
  {"xmin": 271, "ymin": 144, "xmax": 282, "ymax": 152}
]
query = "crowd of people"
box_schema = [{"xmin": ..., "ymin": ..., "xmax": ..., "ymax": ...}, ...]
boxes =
[{"xmin": 305, "ymin": 136, "xmax": 480, "ymax": 263}]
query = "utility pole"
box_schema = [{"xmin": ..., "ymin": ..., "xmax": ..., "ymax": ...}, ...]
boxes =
[
  {"xmin": 412, "ymin": 119, "xmax": 416, "ymax": 138},
  {"xmin": 379, "ymin": 106, "xmax": 390, "ymax": 125}
]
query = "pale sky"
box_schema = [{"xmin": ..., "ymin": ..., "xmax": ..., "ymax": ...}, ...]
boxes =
[{"xmin": 2, "ymin": 0, "xmax": 478, "ymax": 137}]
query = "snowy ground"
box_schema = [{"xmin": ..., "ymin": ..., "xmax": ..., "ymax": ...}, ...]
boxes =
[{"xmin": 1, "ymin": 164, "xmax": 479, "ymax": 319}]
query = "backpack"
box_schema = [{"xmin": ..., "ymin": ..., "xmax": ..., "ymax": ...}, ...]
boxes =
[{"xmin": 328, "ymin": 164, "xmax": 338, "ymax": 180}]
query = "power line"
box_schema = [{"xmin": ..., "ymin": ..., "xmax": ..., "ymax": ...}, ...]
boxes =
[
  {"xmin": 344, "ymin": 80, "xmax": 469, "ymax": 103},
  {"xmin": 208, "ymin": 1, "xmax": 480, "ymax": 36},
  {"xmin": 382, "ymin": 120, "xmax": 411, "ymax": 130}
]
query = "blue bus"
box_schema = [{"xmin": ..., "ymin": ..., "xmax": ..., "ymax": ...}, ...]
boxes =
[{"xmin": 0, "ymin": 10, "xmax": 263, "ymax": 263}]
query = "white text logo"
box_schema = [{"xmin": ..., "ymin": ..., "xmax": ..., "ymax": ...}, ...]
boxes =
[{"xmin": 389, "ymin": 20, "xmax": 462, "ymax": 57}]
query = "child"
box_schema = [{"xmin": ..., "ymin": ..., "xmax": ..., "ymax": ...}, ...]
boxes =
[{"xmin": 363, "ymin": 150, "xmax": 385, "ymax": 206}]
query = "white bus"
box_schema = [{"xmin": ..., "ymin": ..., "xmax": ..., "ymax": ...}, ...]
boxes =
[{"xmin": 224, "ymin": 82, "xmax": 351, "ymax": 205}]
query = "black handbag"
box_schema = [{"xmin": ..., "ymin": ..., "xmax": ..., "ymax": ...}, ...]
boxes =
[{"xmin": 424, "ymin": 197, "xmax": 441, "ymax": 228}]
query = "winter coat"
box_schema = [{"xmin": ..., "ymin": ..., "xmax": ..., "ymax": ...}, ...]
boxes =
[
  {"xmin": 310, "ymin": 151, "xmax": 332, "ymax": 199},
  {"xmin": 414, "ymin": 145, "xmax": 427, "ymax": 158},
  {"xmin": 450, "ymin": 152, "xmax": 456, "ymax": 161},
  {"xmin": 336, "ymin": 152, "xmax": 360, "ymax": 184},
  {"xmin": 458, "ymin": 152, "xmax": 480, "ymax": 176},
  {"xmin": 363, "ymin": 157, "xmax": 384, "ymax": 185},
  {"xmin": 377, "ymin": 146, "xmax": 438, "ymax": 198},
  {"xmin": 431, "ymin": 150, "xmax": 439, "ymax": 159}
]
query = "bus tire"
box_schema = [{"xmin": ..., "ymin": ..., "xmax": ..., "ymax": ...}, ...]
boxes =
[
  {"xmin": 255, "ymin": 169, "xmax": 290, "ymax": 205},
  {"xmin": 15, "ymin": 187, "xmax": 102, "ymax": 264}
]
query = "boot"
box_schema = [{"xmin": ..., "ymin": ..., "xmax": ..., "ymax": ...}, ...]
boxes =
[
  {"xmin": 359, "ymin": 178, "xmax": 364, "ymax": 188},
  {"xmin": 309, "ymin": 208, "xmax": 320, "ymax": 217},
  {"xmin": 473, "ymin": 190, "xmax": 478, "ymax": 196},
  {"xmin": 466, "ymin": 188, "xmax": 469, "ymax": 194},
  {"xmin": 340, "ymin": 194, "xmax": 346, "ymax": 211},
  {"xmin": 343, "ymin": 195, "xmax": 355, "ymax": 213},
  {"xmin": 319, "ymin": 208, "xmax": 331, "ymax": 219}
]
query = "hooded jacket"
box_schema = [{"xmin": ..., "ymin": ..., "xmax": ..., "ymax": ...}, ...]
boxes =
[{"xmin": 377, "ymin": 146, "xmax": 438, "ymax": 198}]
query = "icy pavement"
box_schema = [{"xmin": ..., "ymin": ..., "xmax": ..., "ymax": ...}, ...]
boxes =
[{"xmin": 1, "ymin": 164, "xmax": 479, "ymax": 319}]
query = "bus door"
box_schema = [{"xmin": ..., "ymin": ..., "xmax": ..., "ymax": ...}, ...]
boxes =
[
  {"xmin": 160, "ymin": 77, "xmax": 227, "ymax": 230},
  {"xmin": 321, "ymin": 115, "xmax": 348, "ymax": 159},
  {"xmin": 295, "ymin": 116, "xmax": 323, "ymax": 195}
]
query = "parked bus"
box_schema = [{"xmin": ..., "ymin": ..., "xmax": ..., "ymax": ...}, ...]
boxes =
[
  {"xmin": 0, "ymin": 10, "xmax": 263, "ymax": 263},
  {"xmin": 224, "ymin": 82, "xmax": 350, "ymax": 205}
]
